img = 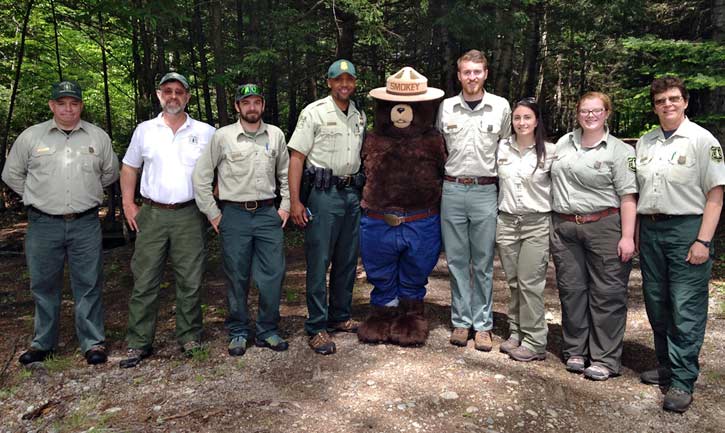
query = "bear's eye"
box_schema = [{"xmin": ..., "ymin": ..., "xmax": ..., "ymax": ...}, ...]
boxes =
[{"xmin": 397, "ymin": 107, "xmax": 406, "ymax": 113}]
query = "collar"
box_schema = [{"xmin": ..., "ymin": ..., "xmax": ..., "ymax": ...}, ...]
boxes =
[
  {"xmin": 154, "ymin": 112, "xmax": 191, "ymax": 131},
  {"xmin": 50, "ymin": 118, "xmax": 83, "ymax": 133},
  {"xmin": 454, "ymin": 91, "xmax": 492, "ymax": 112},
  {"xmin": 325, "ymin": 95, "xmax": 358, "ymax": 118},
  {"xmin": 657, "ymin": 117, "xmax": 695, "ymax": 141},
  {"xmin": 571, "ymin": 127, "xmax": 610, "ymax": 150},
  {"xmin": 233, "ymin": 119, "xmax": 268, "ymax": 139}
]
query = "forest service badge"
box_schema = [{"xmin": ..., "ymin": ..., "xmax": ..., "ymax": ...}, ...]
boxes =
[
  {"xmin": 627, "ymin": 156, "xmax": 636, "ymax": 172},
  {"xmin": 710, "ymin": 146, "xmax": 723, "ymax": 163}
]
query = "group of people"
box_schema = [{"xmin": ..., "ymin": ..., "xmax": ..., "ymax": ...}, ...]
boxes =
[{"xmin": 2, "ymin": 49, "xmax": 722, "ymax": 415}]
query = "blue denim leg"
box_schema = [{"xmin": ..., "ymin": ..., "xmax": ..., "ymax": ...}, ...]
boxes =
[
  {"xmin": 360, "ymin": 216, "xmax": 400, "ymax": 306},
  {"xmin": 398, "ymin": 214, "xmax": 441, "ymax": 301}
]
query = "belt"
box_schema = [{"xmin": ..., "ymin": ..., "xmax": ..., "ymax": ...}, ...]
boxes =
[
  {"xmin": 556, "ymin": 207, "xmax": 619, "ymax": 224},
  {"xmin": 364, "ymin": 208, "xmax": 439, "ymax": 227},
  {"xmin": 444, "ymin": 175, "xmax": 497, "ymax": 185},
  {"xmin": 142, "ymin": 198, "xmax": 195, "ymax": 210},
  {"xmin": 29, "ymin": 206, "xmax": 98, "ymax": 221},
  {"xmin": 332, "ymin": 175, "xmax": 353, "ymax": 187},
  {"xmin": 643, "ymin": 214, "xmax": 699, "ymax": 222},
  {"xmin": 221, "ymin": 199, "xmax": 275, "ymax": 211}
]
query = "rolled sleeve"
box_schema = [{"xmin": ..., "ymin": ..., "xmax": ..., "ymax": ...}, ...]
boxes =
[
  {"xmin": 287, "ymin": 109, "xmax": 316, "ymax": 156},
  {"xmin": 612, "ymin": 142, "xmax": 638, "ymax": 196}
]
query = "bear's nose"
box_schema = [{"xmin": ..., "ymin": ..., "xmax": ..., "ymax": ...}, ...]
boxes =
[{"xmin": 397, "ymin": 107, "xmax": 405, "ymax": 113}]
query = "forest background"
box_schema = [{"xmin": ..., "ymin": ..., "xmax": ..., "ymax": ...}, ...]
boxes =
[{"xmin": 0, "ymin": 0, "xmax": 724, "ymax": 171}]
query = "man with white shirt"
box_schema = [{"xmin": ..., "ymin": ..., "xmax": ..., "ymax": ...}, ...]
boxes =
[{"xmin": 119, "ymin": 72, "xmax": 215, "ymax": 368}]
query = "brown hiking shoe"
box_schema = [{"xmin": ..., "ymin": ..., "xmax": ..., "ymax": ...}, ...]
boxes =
[
  {"xmin": 474, "ymin": 331, "xmax": 493, "ymax": 352},
  {"xmin": 508, "ymin": 345, "xmax": 546, "ymax": 362},
  {"xmin": 449, "ymin": 327, "xmax": 470, "ymax": 347},
  {"xmin": 309, "ymin": 331, "xmax": 336, "ymax": 355},
  {"xmin": 328, "ymin": 319, "xmax": 359, "ymax": 333},
  {"xmin": 499, "ymin": 337, "xmax": 520, "ymax": 354}
]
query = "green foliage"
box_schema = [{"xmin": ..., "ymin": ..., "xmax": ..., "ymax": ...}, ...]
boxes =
[{"xmin": 44, "ymin": 354, "xmax": 73, "ymax": 373}]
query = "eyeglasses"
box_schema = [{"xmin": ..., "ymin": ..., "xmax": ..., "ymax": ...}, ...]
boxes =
[
  {"xmin": 654, "ymin": 95, "xmax": 683, "ymax": 106},
  {"xmin": 160, "ymin": 88, "xmax": 187, "ymax": 97},
  {"xmin": 578, "ymin": 108, "xmax": 607, "ymax": 116}
]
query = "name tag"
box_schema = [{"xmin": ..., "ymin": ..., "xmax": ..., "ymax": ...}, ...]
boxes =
[
  {"xmin": 36, "ymin": 147, "xmax": 51, "ymax": 154},
  {"xmin": 326, "ymin": 122, "xmax": 337, "ymax": 126}
]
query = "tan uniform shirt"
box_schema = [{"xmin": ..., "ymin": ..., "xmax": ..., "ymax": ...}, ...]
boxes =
[
  {"xmin": 551, "ymin": 129, "xmax": 637, "ymax": 214},
  {"xmin": 636, "ymin": 118, "xmax": 725, "ymax": 215},
  {"xmin": 2, "ymin": 119, "xmax": 119, "ymax": 215},
  {"xmin": 496, "ymin": 137, "xmax": 555, "ymax": 214},
  {"xmin": 193, "ymin": 120, "xmax": 290, "ymax": 221},
  {"xmin": 287, "ymin": 95, "xmax": 365, "ymax": 175},
  {"xmin": 437, "ymin": 92, "xmax": 512, "ymax": 177}
]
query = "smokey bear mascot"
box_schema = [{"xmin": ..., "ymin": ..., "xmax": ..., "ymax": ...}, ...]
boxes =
[{"xmin": 358, "ymin": 67, "xmax": 446, "ymax": 346}]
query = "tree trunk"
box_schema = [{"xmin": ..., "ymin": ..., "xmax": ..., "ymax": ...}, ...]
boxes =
[
  {"xmin": 51, "ymin": 0, "xmax": 63, "ymax": 81},
  {"xmin": 98, "ymin": 10, "xmax": 113, "ymax": 140},
  {"xmin": 210, "ymin": 0, "xmax": 229, "ymax": 126},
  {"xmin": 521, "ymin": 3, "xmax": 542, "ymax": 98},
  {"xmin": 193, "ymin": 1, "xmax": 214, "ymax": 125},
  {"xmin": 334, "ymin": 9, "xmax": 355, "ymax": 60},
  {"xmin": 1, "ymin": 0, "xmax": 34, "ymax": 171}
]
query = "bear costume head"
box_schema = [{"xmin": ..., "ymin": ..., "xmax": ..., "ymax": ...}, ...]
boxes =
[{"xmin": 369, "ymin": 67, "xmax": 444, "ymax": 137}]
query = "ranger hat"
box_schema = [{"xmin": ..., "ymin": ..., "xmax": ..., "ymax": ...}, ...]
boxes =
[
  {"xmin": 369, "ymin": 67, "xmax": 444, "ymax": 102},
  {"xmin": 51, "ymin": 81, "xmax": 82, "ymax": 101},
  {"xmin": 327, "ymin": 59, "xmax": 357, "ymax": 78},
  {"xmin": 235, "ymin": 83, "xmax": 264, "ymax": 101},
  {"xmin": 159, "ymin": 72, "xmax": 189, "ymax": 89}
]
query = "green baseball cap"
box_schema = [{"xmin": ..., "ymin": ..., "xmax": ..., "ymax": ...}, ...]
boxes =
[
  {"xmin": 51, "ymin": 81, "xmax": 82, "ymax": 101},
  {"xmin": 327, "ymin": 59, "xmax": 356, "ymax": 78},
  {"xmin": 159, "ymin": 72, "xmax": 189, "ymax": 89},
  {"xmin": 235, "ymin": 83, "xmax": 263, "ymax": 101}
]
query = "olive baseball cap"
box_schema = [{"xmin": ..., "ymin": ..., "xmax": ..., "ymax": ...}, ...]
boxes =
[
  {"xmin": 159, "ymin": 72, "xmax": 189, "ymax": 89},
  {"xmin": 51, "ymin": 81, "xmax": 82, "ymax": 101},
  {"xmin": 235, "ymin": 83, "xmax": 263, "ymax": 101},
  {"xmin": 327, "ymin": 59, "xmax": 356, "ymax": 78}
]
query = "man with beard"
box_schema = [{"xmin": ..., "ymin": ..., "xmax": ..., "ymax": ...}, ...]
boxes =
[
  {"xmin": 288, "ymin": 59, "xmax": 366, "ymax": 355},
  {"xmin": 193, "ymin": 83, "xmax": 290, "ymax": 356},
  {"xmin": 437, "ymin": 50, "xmax": 511, "ymax": 351},
  {"xmin": 119, "ymin": 72, "xmax": 215, "ymax": 368}
]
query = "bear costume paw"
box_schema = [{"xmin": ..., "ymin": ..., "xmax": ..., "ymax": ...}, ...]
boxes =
[
  {"xmin": 358, "ymin": 305, "xmax": 399, "ymax": 344},
  {"xmin": 389, "ymin": 298, "xmax": 428, "ymax": 347}
]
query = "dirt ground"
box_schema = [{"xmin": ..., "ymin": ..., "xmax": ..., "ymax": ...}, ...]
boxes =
[{"xmin": 0, "ymin": 214, "xmax": 724, "ymax": 433}]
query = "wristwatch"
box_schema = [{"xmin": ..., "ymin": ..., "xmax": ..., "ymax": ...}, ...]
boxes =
[{"xmin": 695, "ymin": 238, "xmax": 711, "ymax": 248}]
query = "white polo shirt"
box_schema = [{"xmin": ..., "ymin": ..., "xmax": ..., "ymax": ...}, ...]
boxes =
[{"xmin": 123, "ymin": 113, "xmax": 215, "ymax": 204}]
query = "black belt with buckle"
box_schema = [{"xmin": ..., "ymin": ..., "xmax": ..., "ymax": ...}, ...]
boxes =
[
  {"xmin": 29, "ymin": 206, "xmax": 98, "ymax": 220},
  {"xmin": 221, "ymin": 199, "xmax": 275, "ymax": 211},
  {"xmin": 444, "ymin": 175, "xmax": 497, "ymax": 185},
  {"xmin": 142, "ymin": 198, "xmax": 195, "ymax": 210}
]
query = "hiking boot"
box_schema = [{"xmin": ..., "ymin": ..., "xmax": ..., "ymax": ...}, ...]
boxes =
[
  {"xmin": 84, "ymin": 344, "xmax": 108, "ymax": 365},
  {"xmin": 181, "ymin": 340, "xmax": 204, "ymax": 358},
  {"xmin": 18, "ymin": 348, "xmax": 53, "ymax": 365},
  {"xmin": 255, "ymin": 334, "xmax": 289, "ymax": 352},
  {"xmin": 509, "ymin": 345, "xmax": 546, "ymax": 362},
  {"xmin": 328, "ymin": 319, "xmax": 359, "ymax": 333},
  {"xmin": 228, "ymin": 336, "xmax": 247, "ymax": 357},
  {"xmin": 499, "ymin": 337, "xmax": 520, "ymax": 354},
  {"xmin": 583, "ymin": 364, "xmax": 612, "ymax": 381},
  {"xmin": 565, "ymin": 356, "xmax": 586, "ymax": 373},
  {"xmin": 640, "ymin": 367, "xmax": 672, "ymax": 386},
  {"xmin": 449, "ymin": 327, "xmax": 470, "ymax": 347},
  {"xmin": 119, "ymin": 347, "xmax": 153, "ymax": 369},
  {"xmin": 663, "ymin": 388, "xmax": 692, "ymax": 413},
  {"xmin": 474, "ymin": 331, "xmax": 493, "ymax": 352},
  {"xmin": 309, "ymin": 331, "xmax": 336, "ymax": 355}
]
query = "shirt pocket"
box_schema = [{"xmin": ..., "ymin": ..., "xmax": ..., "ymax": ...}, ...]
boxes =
[
  {"xmin": 80, "ymin": 144, "xmax": 102, "ymax": 174},
  {"xmin": 497, "ymin": 158, "xmax": 514, "ymax": 179},
  {"xmin": 28, "ymin": 144, "xmax": 58, "ymax": 177},
  {"xmin": 224, "ymin": 147, "xmax": 254, "ymax": 177},
  {"xmin": 260, "ymin": 147, "xmax": 278, "ymax": 175},
  {"xmin": 667, "ymin": 150, "xmax": 697, "ymax": 185},
  {"xmin": 478, "ymin": 121, "xmax": 501, "ymax": 140},
  {"xmin": 578, "ymin": 160, "xmax": 612, "ymax": 188},
  {"xmin": 317, "ymin": 126, "xmax": 343, "ymax": 152},
  {"xmin": 180, "ymin": 138, "xmax": 205, "ymax": 167}
]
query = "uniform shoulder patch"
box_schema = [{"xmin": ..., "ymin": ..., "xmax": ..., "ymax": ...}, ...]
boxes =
[
  {"xmin": 710, "ymin": 145, "xmax": 723, "ymax": 163},
  {"xmin": 627, "ymin": 156, "xmax": 636, "ymax": 172}
]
